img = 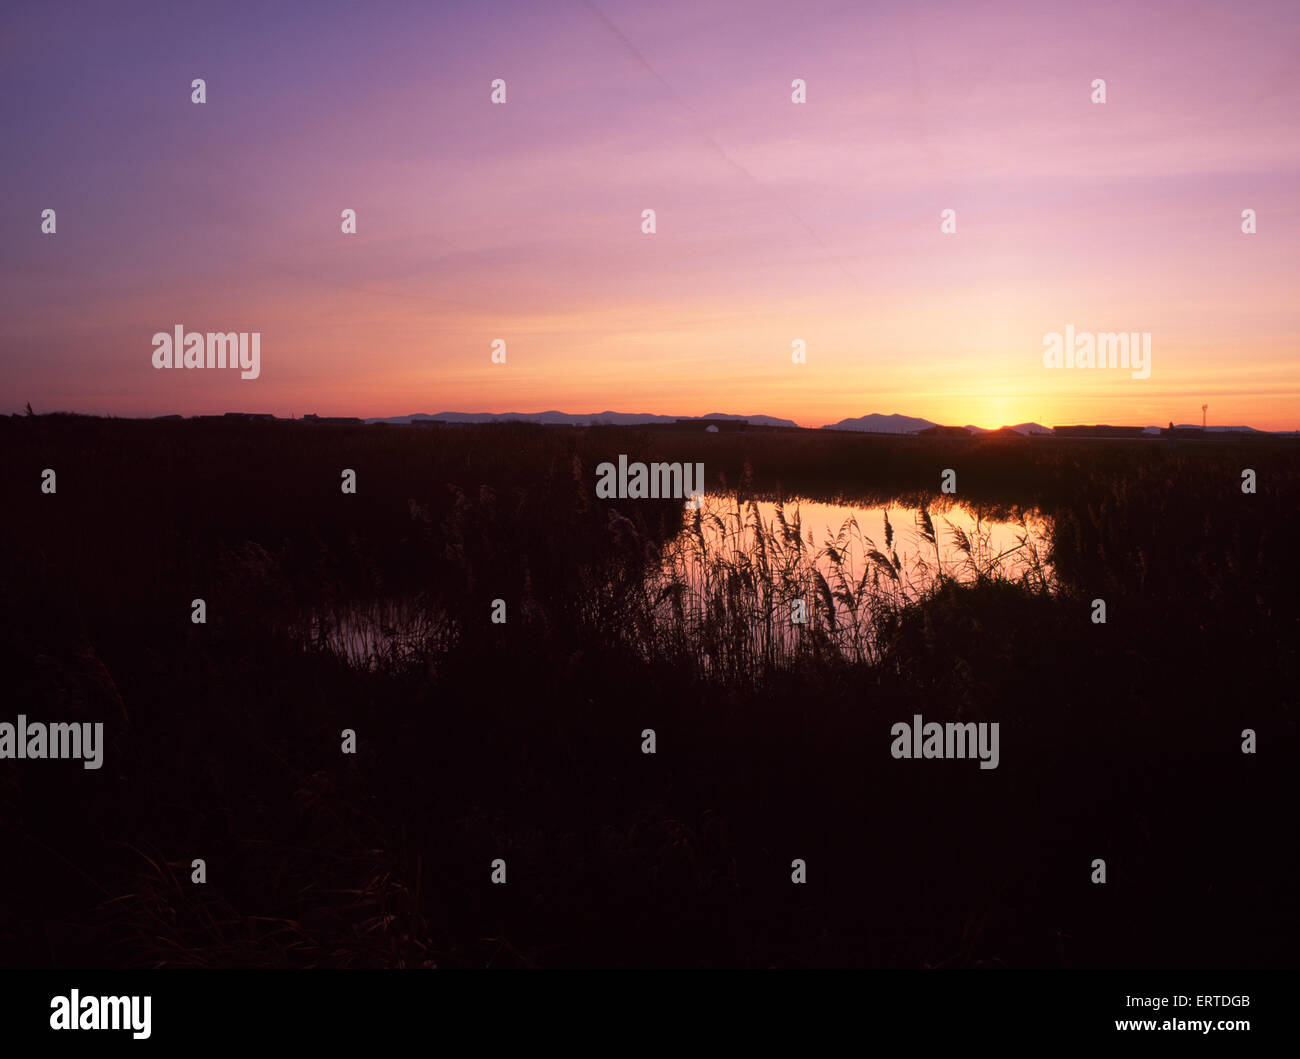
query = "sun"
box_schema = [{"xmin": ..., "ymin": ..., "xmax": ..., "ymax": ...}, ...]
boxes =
[{"xmin": 984, "ymin": 396, "xmax": 1010, "ymax": 430}]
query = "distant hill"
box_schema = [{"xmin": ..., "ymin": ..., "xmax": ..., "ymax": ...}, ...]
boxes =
[
  {"xmin": 698, "ymin": 412, "xmax": 799, "ymax": 428},
  {"xmin": 829, "ymin": 415, "xmax": 1053, "ymax": 435},
  {"xmin": 1142, "ymin": 424, "xmax": 1267, "ymax": 435},
  {"xmin": 938, "ymin": 421, "xmax": 1054, "ymax": 435},
  {"xmin": 365, "ymin": 410, "xmax": 799, "ymax": 428},
  {"xmin": 347, "ymin": 410, "xmax": 1280, "ymax": 435},
  {"xmin": 1180, "ymin": 424, "xmax": 1264, "ymax": 433},
  {"xmin": 821, "ymin": 413, "xmax": 937, "ymax": 434}
]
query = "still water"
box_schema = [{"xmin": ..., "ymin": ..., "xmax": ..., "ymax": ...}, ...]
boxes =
[
  {"xmin": 665, "ymin": 494, "xmax": 1051, "ymax": 585},
  {"xmin": 299, "ymin": 494, "xmax": 1053, "ymax": 668}
]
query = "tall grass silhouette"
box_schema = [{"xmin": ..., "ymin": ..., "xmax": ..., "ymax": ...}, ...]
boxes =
[
  {"xmin": 625, "ymin": 494, "xmax": 1051, "ymax": 680},
  {"xmin": 1, "ymin": 415, "xmax": 1296, "ymax": 969}
]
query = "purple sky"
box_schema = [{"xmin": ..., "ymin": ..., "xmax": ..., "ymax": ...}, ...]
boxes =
[{"xmin": 2, "ymin": 0, "xmax": 1298, "ymax": 428}]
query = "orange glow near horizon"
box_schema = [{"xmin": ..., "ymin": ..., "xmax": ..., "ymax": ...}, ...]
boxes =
[{"xmin": 3, "ymin": 1, "xmax": 1299, "ymax": 431}]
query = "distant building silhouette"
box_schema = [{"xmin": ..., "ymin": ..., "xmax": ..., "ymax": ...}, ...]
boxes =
[
  {"xmin": 673, "ymin": 418, "xmax": 747, "ymax": 432},
  {"xmin": 1052, "ymin": 425, "xmax": 1146, "ymax": 438},
  {"xmin": 302, "ymin": 413, "xmax": 362, "ymax": 425}
]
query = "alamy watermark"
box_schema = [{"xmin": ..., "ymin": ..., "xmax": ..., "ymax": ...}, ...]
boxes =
[
  {"xmin": 1042, "ymin": 324, "xmax": 1151, "ymax": 380},
  {"xmin": 50, "ymin": 990, "xmax": 150, "ymax": 1039},
  {"xmin": 890, "ymin": 714, "xmax": 1000, "ymax": 769},
  {"xmin": 0, "ymin": 716, "xmax": 104, "ymax": 769},
  {"xmin": 152, "ymin": 325, "xmax": 260, "ymax": 379},
  {"xmin": 596, "ymin": 456, "xmax": 704, "ymax": 508}
]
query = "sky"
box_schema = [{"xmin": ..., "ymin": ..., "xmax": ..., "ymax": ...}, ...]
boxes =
[{"xmin": 2, "ymin": 0, "xmax": 1298, "ymax": 429}]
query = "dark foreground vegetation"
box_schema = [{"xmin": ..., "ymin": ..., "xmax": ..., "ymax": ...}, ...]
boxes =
[{"xmin": 1, "ymin": 415, "xmax": 1296, "ymax": 967}]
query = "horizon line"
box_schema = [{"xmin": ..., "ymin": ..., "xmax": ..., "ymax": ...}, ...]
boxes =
[{"xmin": 10, "ymin": 406, "xmax": 1297, "ymax": 435}]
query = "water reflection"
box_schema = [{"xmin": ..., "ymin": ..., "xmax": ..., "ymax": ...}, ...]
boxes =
[
  {"xmin": 295, "ymin": 494, "xmax": 1054, "ymax": 670},
  {"xmin": 677, "ymin": 495, "xmax": 1052, "ymax": 583},
  {"xmin": 649, "ymin": 494, "xmax": 1053, "ymax": 670},
  {"xmin": 296, "ymin": 597, "xmax": 452, "ymax": 670}
]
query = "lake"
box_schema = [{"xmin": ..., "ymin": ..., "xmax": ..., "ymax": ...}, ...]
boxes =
[{"xmin": 298, "ymin": 493, "xmax": 1053, "ymax": 669}]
